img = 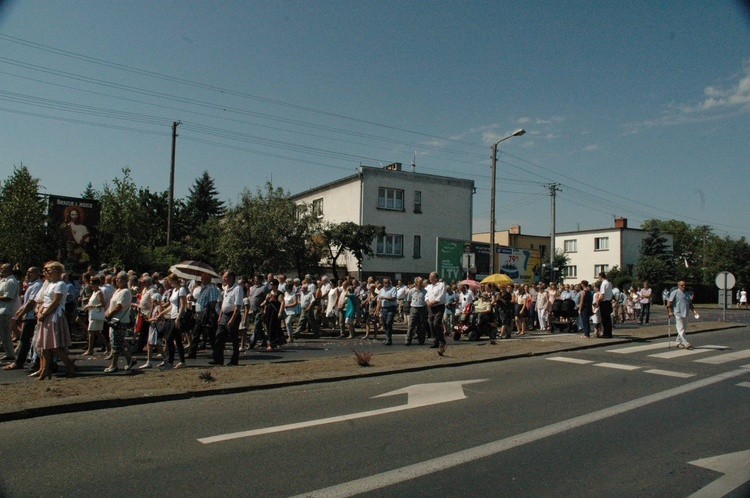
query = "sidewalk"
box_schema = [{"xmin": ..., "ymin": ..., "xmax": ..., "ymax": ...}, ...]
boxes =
[{"xmin": 0, "ymin": 320, "xmax": 743, "ymax": 422}]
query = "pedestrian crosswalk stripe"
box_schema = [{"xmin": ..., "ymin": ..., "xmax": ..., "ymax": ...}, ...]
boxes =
[
  {"xmin": 594, "ymin": 363, "xmax": 641, "ymax": 371},
  {"xmin": 694, "ymin": 349, "xmax": 750, "ymax": 365},
  {"xmin": 644, "ymin": 369, "xmax": 695, "ymax": 378},
  {"xmin": 608, "ymin": 343, "xmax": 671, "ymax": 354},
  {"xmin": 650, "ymin": 345, "xmax": 729, "ymax": 359},
  {"xmin": 546, "ymin": 357, "xmax": 594, "ymax": 364}
]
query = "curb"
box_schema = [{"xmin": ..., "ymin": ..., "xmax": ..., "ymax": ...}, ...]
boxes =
[{"xmin": 1, "ymin": 323, "xmax": 743, "ymax": 423}]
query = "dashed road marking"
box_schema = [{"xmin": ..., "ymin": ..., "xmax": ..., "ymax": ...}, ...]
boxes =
[
  {"xmin": 737, "ymin": 382, "xmax": 750, "ymax": 389},
  {"xmin": 644, "ymin": 369, "xmax": 695, "ymax": 378},
  {"xmin": 546, "ymin": 357, "xmax": 594, "ymax": 365},
  {"xmin": 694, "ymin": 349, "xmax": 750, "ymax": 365},
  {"xmin": 608, "ymin": 343, "xmax": 671, "ymax": 354},
  {"xmin": 650, "ymin": 345, "xmax": 729, "ymax": 359},
  {"xmin": 594, "ymin": 363, "xmax": 641, "ymax": 371}
]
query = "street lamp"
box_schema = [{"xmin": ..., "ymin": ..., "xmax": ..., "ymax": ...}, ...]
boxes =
[{"xmin": 489, "ymin": 128, "xmax": 525, "ymax": 275}]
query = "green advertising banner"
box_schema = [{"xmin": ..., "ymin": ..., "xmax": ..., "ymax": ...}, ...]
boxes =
[{"xmin": 436, "ymin": 237, "xmax": 540, "ymax": 285}]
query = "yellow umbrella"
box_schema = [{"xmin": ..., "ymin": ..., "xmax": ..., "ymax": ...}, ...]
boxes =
[{"xmin": 481, "ymin": 273, "xmax": 514, "ymax": 287}]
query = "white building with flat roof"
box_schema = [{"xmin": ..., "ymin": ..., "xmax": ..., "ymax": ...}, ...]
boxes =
[
  {"xmin": 556, "ymin": 218, "xmax": 673, "ymax": 283},
  {"xmin": 290, "ymin": 163, "xmax": 475, "ymax": 281}
]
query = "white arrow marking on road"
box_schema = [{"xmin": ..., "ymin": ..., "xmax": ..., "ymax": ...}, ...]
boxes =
[
  {"xmin": 197, "ymin": 379, "xmax": 487, "ymax": 444},
  {"xmin": 687, "ymin": 449, "xmax": 750, "ymax": 498}
]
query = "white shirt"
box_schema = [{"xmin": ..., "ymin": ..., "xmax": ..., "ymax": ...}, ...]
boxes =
[
  {"xmin": 600, "ymin": 279, "xmax": 613, "ymax": 301},
  {"xmin": 169, "ymin": 286, "xmax": 187, "ymax": 320},
  {"xmin": 109, "ymin": 288, "xmax": 133, "ymax": 324},
  {"xmin": 638, "ymin": 287, "xmax": 652, "ymax": 304},
  {"xmin": 458, "ymin": 290, "xmax": 475, "ymax": 310},
  {"xmin": 0, "ymin": 275, "xmax": 19, "ymax": 315},
  {"xmin": 425, "ymin": 281, "xmax": 446, "ymax": 306},
  {"xmin": 221, "ymin": 283, "xmax": 243, "ymax": 314},
  {"xmin": 101, "ymin": 283, "xmax": 115, "ymax": 309}
]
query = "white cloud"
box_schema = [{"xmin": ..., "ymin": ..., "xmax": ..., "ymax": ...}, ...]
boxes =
[
  {"xmin": 626, "ymin": 60, "xmax": 750, "ymax": 132},
  {"xmin": 583, "ymin": 144, "xmax": 599, "ymax": 151},
  {"xmin": 517, "ymin": 117, "xmax": 531, "ymax": 124}
]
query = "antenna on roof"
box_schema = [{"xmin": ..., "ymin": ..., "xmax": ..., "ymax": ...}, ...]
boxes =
[{"xmin": 411, "ymin": 151, "xmax": 416, "ymax": 172}]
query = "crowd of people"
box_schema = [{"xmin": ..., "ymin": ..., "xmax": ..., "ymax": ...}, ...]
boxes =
[{"xmin": 0, "ymin": 261, "xmax": 682, "ymax": 379}]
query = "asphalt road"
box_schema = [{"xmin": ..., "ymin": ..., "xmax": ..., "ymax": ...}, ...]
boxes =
[{"xmin": 2, "ymin": 326, "xmax": 749, "ymax": 497}]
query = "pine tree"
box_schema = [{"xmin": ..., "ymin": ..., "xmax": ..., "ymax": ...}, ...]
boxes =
[
  {"xmin": 0, "ymin": 165, "xmax": 50, "ymax": 266},
  {"xmin": 184, "ymin": 171, "xmax": 225, "ymax": 226}
]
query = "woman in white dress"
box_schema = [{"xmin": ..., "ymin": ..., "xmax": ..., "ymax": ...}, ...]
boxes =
[
  {"xmin": 82, "ymin": 275, "xmax": 107, "ymax": 355},
  {"xmin": 33, "ymin": 261, "xmax": 76, "ymax": 379}
]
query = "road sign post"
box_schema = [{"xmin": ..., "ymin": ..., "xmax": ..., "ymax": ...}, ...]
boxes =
[{"xmin": 715, "ymin": 271, "xmax": 736, "ymax": 322}]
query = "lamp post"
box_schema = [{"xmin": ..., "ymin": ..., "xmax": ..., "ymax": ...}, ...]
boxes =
[{"xmin": 490, "ymin": 128, "xmax": 525, "ymax": 275}]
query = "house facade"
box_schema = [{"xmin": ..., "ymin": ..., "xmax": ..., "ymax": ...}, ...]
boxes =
[
  {"xmin": 290, "ymin": 163, "xmax": 475, "ymax": 281},
  {"xmin": 473, "ymin": 224, "xmax": 550, "ymax": 263},
  {"xmin": 555, "ymin": 218, "xmax": 674, "ymax": 283}
]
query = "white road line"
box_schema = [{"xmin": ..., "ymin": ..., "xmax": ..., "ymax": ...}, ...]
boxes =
[
  {"xmin": 291, "ymin": 368, "xmax": 750, "ymax": 498},
  {"xmin": 694, "ymin": 349, "xmax": 750, "ymax": 365},
  {"xmin": 738, "ymin": 382, "xmax": 750, "ymax": 389},
  {"xmin": 546, "ymin": 357, "xmax": 594, "ymax": 364},
  {"xmin": 608, "ymin": 342, "xmax": 672, "ymax": 354},
  {"xmin": 650, "ymin": 345, "xmax": 729, "ymax": 359},
  {"xmin": 644, "ymin": 369, "xmax": 695, "ymax": 378},
  {"xmin": 594, "ymin": 363, "xmax": 641, "ymax": 371}
]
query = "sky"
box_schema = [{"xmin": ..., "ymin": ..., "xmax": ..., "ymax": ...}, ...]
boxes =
[{"xmin": 1, "ymin": 1, "xmax": 749, "ymax": 240}]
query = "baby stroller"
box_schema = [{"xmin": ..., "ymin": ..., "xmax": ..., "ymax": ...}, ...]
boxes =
[{"xmin": 549, "ymin": 299, "xmax": 579, "ymax": 333}]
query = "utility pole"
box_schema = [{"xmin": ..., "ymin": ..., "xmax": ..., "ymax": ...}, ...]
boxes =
[
  {"xmin": 167, "ymin": 121, "xmax": 180, "ymax": 245},
  {"xmin": 546, "ymin": 183, "xmax": 561, "ymax": 282}
]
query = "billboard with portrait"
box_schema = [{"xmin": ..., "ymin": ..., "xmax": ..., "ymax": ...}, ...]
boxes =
[{"xmin": 48, "ymin": 195, "xmax": 100, "ymax": 270}]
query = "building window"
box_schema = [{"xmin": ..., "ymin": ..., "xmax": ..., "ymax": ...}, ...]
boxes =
[
  {"xmin": 311, "ymin": 198, "xmax": 323, "ymax": 218},
  {"xmin": 377, "ymin": 234, "xmax": 403, "ymax": 256},
  {"xmin": 539, "ymin": 245, "xmax": 546, "ymax": 260},
  {"xmin": 414, "ymin": 191, "xmax": 422, "ymax": 213},
  {"xmin": 413, "ymin": 235, "xmax": 421, "ymax": 258},
  {"xmin": 563, "ymin": 239, "xmax": 577, "ymax": 252},
  {"xmin": 594, "ymin": 264, "xmax": 609, "ymax": 275},
  {"xmin": 595, "ymin": 237, "xmax": 609, "ymax": 251},
  {"xmin": 378, "ymin": 187, "xmax": 404, "ymax": 211},
  {"xmin": 563, "ymin": 265, "xmax": 577, "ymax": 278}
]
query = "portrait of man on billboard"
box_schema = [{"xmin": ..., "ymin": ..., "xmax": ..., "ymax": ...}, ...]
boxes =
[{"xmin": 49, "ymin": 195, "xmax": 100, "ymax": 269}]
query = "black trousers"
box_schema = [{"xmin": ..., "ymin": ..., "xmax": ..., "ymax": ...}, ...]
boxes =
[
  {"xmin": 189, "ymin": 309, "xmax": 217, "ymax": 356},
  {"xmin": 600, "ymin": 300, "xmax": 613, "ymax": 337},
  {"xmin": 165, "ymin": 319, "xmax": 185, "ymax": 364},
  {"xmin": 428, "ymin": 304, "xmax": 446, "ymax": 346},
  {"xmin": 14, "ymin": 318, "xmax": 36, "ymax": 367},
  {"xmin": 214, "ymin": 312, "xmax": 239, "ymax": 365}
]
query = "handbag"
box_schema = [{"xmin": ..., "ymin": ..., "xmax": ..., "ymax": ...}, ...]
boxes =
[{"xmin": 89, "ymin": 307, "xmax": 105, "ymax": 321}]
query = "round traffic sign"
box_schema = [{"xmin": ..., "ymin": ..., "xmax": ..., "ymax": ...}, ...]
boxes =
[{"xmin": 715, "ymin": 271, "xmax": 736, "ymax": 290}]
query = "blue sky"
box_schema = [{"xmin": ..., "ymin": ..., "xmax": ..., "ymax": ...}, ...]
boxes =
[{"xmin": 1, "ymin": 1, "xmax": 749, "ymax": 239}]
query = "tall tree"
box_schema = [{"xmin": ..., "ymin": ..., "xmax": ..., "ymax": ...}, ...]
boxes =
[
  {"xmin": 641, "ymin": 219, "xmax": 707, "ymax": 282},
  {"xmin": 320, "ymin": 222, "xmax": 385, "ymax": 280},
  {"xmin": 97, "ymin": 168, "xmax": 151, "ymax": 270},
  {"xmin": 216, "ymin": 183, "xmax": 319, "ymax": 275},
  {"xmin": 636, "ymin": 225, "xmax": 674, "ymax": 285},
  {"xmin": 184, "ymin": 171, "xmax": 225, "ymax": 227},
  {"xmin": 81, "ymin": 182, "xmax": 97, "ymax": 200},
  {"xmin": 0, "ymin": 165, "xmax": 50, "ymax": 267}
]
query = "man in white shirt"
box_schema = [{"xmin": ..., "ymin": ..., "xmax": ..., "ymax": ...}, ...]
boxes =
[
  {"xmin": 6, "ymin": 267, "xmax": 42, "ymax": 370},
  {"xmin": 0, "ymin": 263, "xmax": 18, "ymax": 360},
  {"xmin": 425, "ymin": 272, "xmax": 447, "ymax": 354},
  {"xmin": 211, "ymin": 270, "xmax": 243, "ymax": 366},
  {"xmin": 598, "ymin": 272, "xmax": 614, "ymax": 338},
  {"xmin": 0, "ymin": 263, "xmax": 19, "ymax": 361}
]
